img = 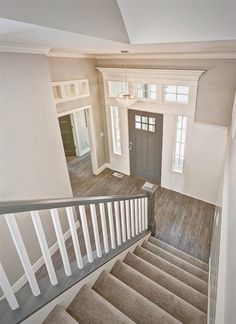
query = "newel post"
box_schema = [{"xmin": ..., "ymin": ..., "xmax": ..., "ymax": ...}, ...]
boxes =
[{"xmin": 142, "ymin": 183, "xmax": 158, "ymax": 235}]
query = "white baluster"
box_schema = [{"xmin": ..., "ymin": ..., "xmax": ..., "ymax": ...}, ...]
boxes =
[
  {"xmin": 99, "ymin": 203, "xmax": 109, "ymax": 253},
  {"xmin": 65, "ymin": 207, "xmax": 83, "ymax": 269},
  {"xmin": 50, "ymin": 209, "xmax": 72, "ymax": 276},
  {"xmin": 79, "ymin": 205, "xmax": 93, "ymax": 263},
  {"xmin": 0, "ymin": 263, "xmax": 19, "ymax": 310},
  {"xmin": 119, "ymin": 201, "xmax": 126, "ymax": 243},
  {"xmin": 134, "ymin": 199, "xmax": 139, "ymax": 235},
  {"xmin": 90, "ymin": 204, "xmax": 102, "ymax": 257},
  {"xmin": 130, "ymin": 199, "xmax": 135, "ymax": 237},
  {"xmin": 145, "ymin": 197, "xmax": 148, "ymax": 229},
  {"xmin": 125, "ymin": 200, "xmax": 131, "ymax": 240},
  {"xmin": 138, "ymin": 199, "xmax": 142, "ymax": 233},
  {"xmin": 114, "ymin": 201, "xmax": 121, "ymax": 245},
  {"xmin": 141, "ymin": 198, "xmax": 145, "ymax": 231},
  {"xmin": 31, "ymin": 211, "xmax": 58, "ymax": 285},
  {"xmin": 107, "ymin": 202, "xmax": 116, "ymax": 249},
  {"xmin": 4, "ymin": 213, "xmax": 40, "ymax": 296}
]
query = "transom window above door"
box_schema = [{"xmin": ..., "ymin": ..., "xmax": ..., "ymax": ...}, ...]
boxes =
[
  {"xmin": 135, "ymin": 114, "xmax": 156, "ymax": 132},
  {"xmin": 108, "ymin": 81, "xmax": 128, "ymax": 97},
  {"xmin": 164, "ymin": 85, "xmax": 190, "ymax": 103},
  {"xmin": 133, "ymin": 83, "xmax": 157, "ymax": 100}
]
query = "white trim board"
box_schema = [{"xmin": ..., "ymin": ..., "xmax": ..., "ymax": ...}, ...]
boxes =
[{"xmin": 0, "ymin": 221, "xmax": 80, "ymax": 301}]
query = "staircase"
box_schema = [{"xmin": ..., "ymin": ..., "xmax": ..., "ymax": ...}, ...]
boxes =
[{"xmin": 44, "ymin": 236, "xmax": 208, "ymax": 324}]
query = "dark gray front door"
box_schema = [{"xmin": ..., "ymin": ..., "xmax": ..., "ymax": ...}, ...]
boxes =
[
  {"xmin": 128, "ymin": 109, "xmax": 163, "ymax": 184},
  {"xmin": 59, "ymin": 115, "xmax": 76, "ymax": 157}
]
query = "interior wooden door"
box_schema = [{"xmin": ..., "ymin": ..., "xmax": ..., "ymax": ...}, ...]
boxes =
[
  {"xmin": 59, "ymin": 115, "xmax": 76, "ymax": 157},
  {"xmin": 128, "ymin": 109, "xmax": 163, "ymax": 184}
]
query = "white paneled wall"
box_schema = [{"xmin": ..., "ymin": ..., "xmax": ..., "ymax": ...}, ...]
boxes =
[{"xmin": 162, "ymin": 116, "xmax": 227, "ymax": 204}]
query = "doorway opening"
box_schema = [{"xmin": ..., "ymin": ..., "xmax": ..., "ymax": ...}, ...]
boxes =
[
  {"xmin": 128, "ymin": 109, "xmax": 163, "ymax": 184},
  {"xmin": 58, "ymin": 105, "xmax": 98, "ymax": 192}
]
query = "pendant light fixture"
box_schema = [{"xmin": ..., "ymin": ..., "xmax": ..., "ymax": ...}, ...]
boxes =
[{"xmin": 116, "ymin": 50, "xmax": 138, "ymax": 107}]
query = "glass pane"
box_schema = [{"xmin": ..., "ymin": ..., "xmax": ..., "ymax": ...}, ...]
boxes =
[
  {"xmin": 149, "ymin": 84, "xmax": 156, "ymax": 92},
  {"xmin": 177, "ymin": 94, "xmax": 189, "ymax": 103},
  {"xmin": 142, "ymin": 116, "xmax": 148, "ymax": 123},
  {"xmin": 64, "ymin": 84, "xmax": 71, "ymax": 96},
  {"xmin": 175, "ymin": 143, "xmax": 181, "ymax": 155},
  {"xmin": 135, "ymin": 122, "xmax": 141, "ymax": 129},
  {"xmin": 165, "ymin": 93, "xmax": 176, "ymax": 102},
  {"xmin": 149, "ymin": 91, "xmax": 157, "ymax": 99},
  {"xmin": 165, "ymin": 85, "xmax": 177, "ymax": 94},
  {"xmin": 177, "ymin": 86, "xmax": 189, "ymax": 94},
  {"xmin": 177, "ymin": 116, "xmax": 183, "ymax": 129},
  {"xmin": 180, "ymin": 144, "xmax": 185, "ymax": 156},
  {"xmin": 135, "ymin": 115, "xmax": 141, "ymax": 122},
  {"xmin": 182, "ymin": 117, "xmax": 188, "ymax": 130},
  {"xmin": 149, "ymin": 125, "xmax": 155, "ymax": 132},
  {"xmin": 109, "ymin": 81, "xmax": 127, "ymax": 96},
  {"xmin": 149, "ymin": 117, "xmax": 155, "ymax": 125},
  {"xmin": 142, "ymin": 123, "xmax": 148, "ymax": 131},
  {"xmin": 176, "ymin": 129, "xmax": 182, "ymax": 142},
  {"xmin": 181, "ymin": 130, "xmax": 186, "ymax": 143}
]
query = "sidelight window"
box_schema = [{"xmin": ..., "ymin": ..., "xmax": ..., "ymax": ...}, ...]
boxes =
[
  {"xmin": 172, "ymin": 116, "xmax": 187, "ymax": 173},
  {"xmin": 110, "ymin": 106, "xmax": 121, "ymax": 155}
]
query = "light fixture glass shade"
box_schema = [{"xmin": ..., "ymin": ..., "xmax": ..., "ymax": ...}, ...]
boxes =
[{"xmin": 116, "ymin": 93, "xmax": 138, "ymax": 107}]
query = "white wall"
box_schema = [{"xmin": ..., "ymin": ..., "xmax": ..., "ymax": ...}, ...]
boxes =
[{"xmin": 0, "ymin": 52, "xmax": 73, "ymax": 288}]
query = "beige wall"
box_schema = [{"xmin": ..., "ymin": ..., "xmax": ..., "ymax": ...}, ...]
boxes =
[
  {"xmin": 48, "ymin": 57, "xmax": 107, "ymax": 168},
  {"xmin": 96, "ymin": 58, "xmax": 236, "ymax": 127},
  {"xmin": 0, "ymin": 53, "xmax": 73, "ymax": 290}
]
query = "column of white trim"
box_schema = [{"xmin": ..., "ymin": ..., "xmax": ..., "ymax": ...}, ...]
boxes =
[
  {"xmin": 4, "ymin": 214, "xmax": 40, "ymax": 296},
  {"xmin": 114, "ymin": 201, "xmax": 121, "ymax": 246},
  {"xmin": 107, "ymin": 202, "xmax": 116, "ymax": 249},
  {"xmin": 90, "ymin": 204, "xmax": 102, "ymax": 257},
  {"xmin": 141, "ymin": 198, "xmax": 145, "ymax": 231},
  {"xmin": 0, "ymin": 263, "xmax": 19, "ymax": 310},
  {"xmin": 65, "ymin": 207, "xmax": 83, "ymax": 269},
  {"xmin": 79, "ymin": 205, "xmax": 93, "ymax": 263},
  {"xmin": 99, "ymin": 203, "xmax": 109, "ymax": 253},
  {"xmin": 138, "ymin": 199, "xmax": 142, "ymax": 233},
  {"xmin": 50, "ymin": 209, "xmax": 72, "ymax": 276},
  {"xmin": 144, "ymin": 197, "xmax": 148, "ymax": 229},
  {"xmin": 31, "ymin": 211, "xmax": 58, "ymax": 285}
]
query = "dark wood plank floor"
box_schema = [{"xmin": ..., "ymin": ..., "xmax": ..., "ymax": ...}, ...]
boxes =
[{"xmin": 67, "ymin": 154, "xmax": 214, "ymax": 263}]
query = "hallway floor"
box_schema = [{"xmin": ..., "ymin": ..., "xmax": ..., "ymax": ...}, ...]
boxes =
[{"xmin": 67, "ymin": 155, "xmax": 214, "ymax": 263}]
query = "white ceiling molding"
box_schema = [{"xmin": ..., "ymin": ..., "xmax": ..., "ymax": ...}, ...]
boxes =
[
  {"xmin": 47, "ymin": 51, "xmax": 95, "ymax": 59},
  {"xmin": 97, "ymin": 68, "xmax": 204, "ymax": 84},
  {"xmin": 95, "ymin": 52, "xmax": 236, "ymax": 60},
  {"xmin": 0, "ymin": 42, "xmax": 51, "ymax": 55}
]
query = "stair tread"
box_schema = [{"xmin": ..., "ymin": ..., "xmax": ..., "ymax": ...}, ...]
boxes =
[
  {"xmin": 67, "ymin": 284, "xmax": 133, "ymax": 324},
  {"xmin": 134, "ymin": 245, "xmax": 208, "ymax": 295},
  {"xmin": 124, "ymin": 252, "xmax": 208, "ymax": 313},
  {"xmin": 143, "ymin": 241, "xmax": 208, "ymax": 282},
  {"xmin": 149, "ymin": 236, "xmax": 209, "ymax": 271},
  {"xmin": 111, "ymin": 260, "xmax": 207, "ymax": 324},
  {"xmin": 43, "ymin": 305, "xmax": 78, "ymax": 324},
  {"xmin": 93, "ymin": 270, "xmax": 181, "ymax": 324}
]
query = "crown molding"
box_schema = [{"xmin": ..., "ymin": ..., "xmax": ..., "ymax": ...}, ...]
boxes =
[
  {"xmin": 94, "ymin": 52, "xmax": 236, "ymax": 60},
  {"xmin": 47, "ymin": 51, "xmax": 95, "ymax": 58},
  {"xmin": 0, "ymin": 42, "xmax": 51, "ymax": 55},
  {"xmin": 97, "ymin": 67, "xmax": 205, "ymax": 83}
]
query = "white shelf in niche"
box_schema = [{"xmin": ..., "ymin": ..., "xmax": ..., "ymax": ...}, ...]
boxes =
[{"xmin": 52, "ymin": 79, "xmax": 90, "ymax": 103}]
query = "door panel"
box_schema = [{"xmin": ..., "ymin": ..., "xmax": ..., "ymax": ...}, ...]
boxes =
[
  {"xmin": 128, "ymin": 109, "xmax": 163, "ymax": 184},
  {"xmin": 59, "ymin": 115, "xmax": 76, "ymax": 157}
]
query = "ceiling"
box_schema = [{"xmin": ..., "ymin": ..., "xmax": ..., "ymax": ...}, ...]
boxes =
[{"xmin": 0, "ymin": 0, "xmax": 236, "ymax": 57}]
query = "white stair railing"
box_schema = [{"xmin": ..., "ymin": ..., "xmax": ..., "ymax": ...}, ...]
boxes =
[{"xmin": 0, "ymin": 193, "xmax": 152, "ymax": 311}]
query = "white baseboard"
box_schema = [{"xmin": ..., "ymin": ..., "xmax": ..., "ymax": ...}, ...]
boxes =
[
  {"xmin": 93, "ymin": 163, "xmax": 109, "ymax": 175},
  {"xmin": 0, "ymin": 221, "xmax": 80, "ymax": 301}
]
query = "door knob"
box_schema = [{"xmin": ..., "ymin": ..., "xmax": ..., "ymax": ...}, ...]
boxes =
[{"xmin": 129, "ymin": 142, "xmax": 133, "ymax": 151}]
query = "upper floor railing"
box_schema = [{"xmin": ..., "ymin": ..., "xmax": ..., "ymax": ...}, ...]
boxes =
[{"xmin": 0, "ymin": 187, "xmax": 156, "ymax": 314}]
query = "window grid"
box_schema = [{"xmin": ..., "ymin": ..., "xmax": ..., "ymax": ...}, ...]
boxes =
[
  {"xmin": 108, "ymin": 81, "xmax": 128, "ymax": 97},
  {"xmin": 164, "ymin": 85, "xmax": 189, "ymax": 103},
  {"xmin": 172, "ymin": 116, "xmax": 187, "ymax": 173},
  {"xmin": 134, "ymin": 83, "xmax": 157, "ymax": 100},
  {"xmin": 135, "ymin": 115, "xmax": 156, "ymax": 133},
  {"xmin": 110, "ymin": 106, "xmax": 121, "ymax": 155}
]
